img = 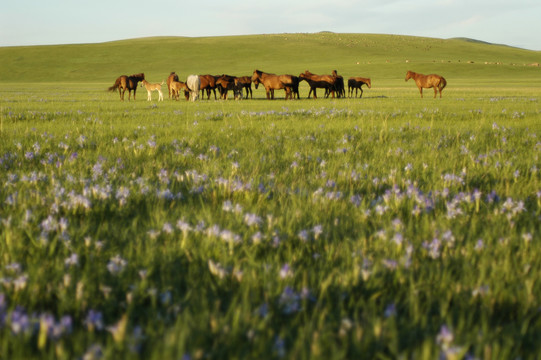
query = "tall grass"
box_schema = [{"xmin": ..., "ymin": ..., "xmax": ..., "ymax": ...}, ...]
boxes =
[{"xmin": 0, "ymin": 78, "xmax": 540, "ymax": 359}]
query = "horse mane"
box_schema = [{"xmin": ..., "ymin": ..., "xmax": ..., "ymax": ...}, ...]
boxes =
[{"xmin": 130, "ymin": 73, "xmax": 145, "ymax": 79}]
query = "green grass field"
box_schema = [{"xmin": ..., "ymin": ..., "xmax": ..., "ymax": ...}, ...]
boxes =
[{"xmin": 1, "ymin": 33, "xmax": 541, "ymax": 359}]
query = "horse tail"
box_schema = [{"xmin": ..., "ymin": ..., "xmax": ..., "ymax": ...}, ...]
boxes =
[
  {"xmin": 439, "ymin": 76, "xmax": 447, "ymax": 91},
  {"xmin": 108, "ymin": 77, "xmax": 121, "ymax": 92}
]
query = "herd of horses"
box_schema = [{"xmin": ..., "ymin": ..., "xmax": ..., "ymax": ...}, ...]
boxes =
[{"xmin": 108, "ymin": 70, "xmax": 447, "ymax": 101}]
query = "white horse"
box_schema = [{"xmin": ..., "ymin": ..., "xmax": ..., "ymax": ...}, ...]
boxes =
[
  {"xmin": 186, "ymin": 75, "xmax": 200, "ymax": 102},
  {"xmin": 141, "ymin": 79, "xmax": 164, "ymax": 101}
]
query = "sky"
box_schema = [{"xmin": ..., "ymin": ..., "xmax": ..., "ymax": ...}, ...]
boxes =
[{"xmin": 1, "ymin": 0, "xmax": 540, "ymax": 51}]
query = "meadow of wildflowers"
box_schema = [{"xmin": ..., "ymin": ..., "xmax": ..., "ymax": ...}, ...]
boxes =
[{"xmin": 1, "ymin": 83, "xmax": 540, "ymax": 359}]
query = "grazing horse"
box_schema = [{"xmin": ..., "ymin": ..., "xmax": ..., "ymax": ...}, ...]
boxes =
[
  {"xmin": 199, "ymin": 75, "xmax": 219, "ymax": 100},
  {"xmin": 251, "ymin": 70, "xmax": 295, "ymax": 100},
  {"xmin": 186, "ymin": 75, "xmax": 201, "ymax": 102},
  {"xmin": 167, "ymin": 72, "xmax": 180, "ymax": 99},
  {"xmin": 405, "ymin": 70, "xmax": 447, "ymax": 98},
  {"xmin": 299, "ymin": 71, "xmax": 337, "ymax": 99},
  {"xmin": 108, "ymin": 73, "xmax": 145, "ymax": 101},
  {"xmin": 141, "ymin": 79, "xmax": 164, "ymax": 101},
  {"xmin": 348, "ymin": 77, "xmax": 372, "ymax": 98},
  {"xmin": 170, "ymin": 81, "xmax": 189, "ymax": 101},
  {"xmin": 215, "ymin": 75, "xmax": 237, "ymax": 100}
]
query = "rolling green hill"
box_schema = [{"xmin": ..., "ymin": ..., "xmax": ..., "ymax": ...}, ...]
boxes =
[{"xmin": 0, "ymin": 33, "xmax": 539, "ymax": 84}]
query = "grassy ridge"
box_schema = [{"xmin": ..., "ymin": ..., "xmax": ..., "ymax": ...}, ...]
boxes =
[{"xmin": 0, "ymin": 33, "xmax": 540, "ymax": 84}]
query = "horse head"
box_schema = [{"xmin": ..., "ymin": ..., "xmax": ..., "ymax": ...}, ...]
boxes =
[
  {"xmin": 366, "ymin": 78, "xmax": 372, "ymax": 88},
  {"xmin": 405, "ymin": 71, "xmax": 413, "ymax": 82}
]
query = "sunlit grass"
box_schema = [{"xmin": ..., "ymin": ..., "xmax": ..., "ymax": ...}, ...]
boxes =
[{"xmin": 0, "ymin": 82, "xmax": 540, "ymax": 359}]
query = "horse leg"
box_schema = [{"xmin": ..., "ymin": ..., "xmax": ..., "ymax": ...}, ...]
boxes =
[
  {"xmin": 433, "ymin": 87, "xmax": 437, "ymax": 99},
  {"xmin": 360, "ymin": 87, "xmax": 363, "ymax": 98},
  {"xmin": 158, "ymin": 90, "xmax": 163, "ymax": 101},
  {"xmin": 418, "ymin": 86, "xmax": 423, "ymax": 98}
]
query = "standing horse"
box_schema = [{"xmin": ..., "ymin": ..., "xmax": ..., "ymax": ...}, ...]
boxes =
[
  {"xmin": 299, "ymin": 71, "xmax": 337, "ymax": 99},
  {"xmin": 405, "ymin": 70, "xmax": 447, "ymax": 98},
  {"xmin": 141, "ymin": 79, "xmax": 164, "ymax": 101},
  {"xmin": 300, "ymin": 71, "xmax": 337, "ymax": 99},
  {"xmin": 199, "ymin": 75, "xmax": 219, "ymax": 100},
  {"xmin": 108, "ymin": 73, "xmax": 145, "ymax": 101},
  {"xmin": 167, "ymin": 72, "xmax": 180, "ymax": 99},
  {"xmin": 236, "ymin": 76, "xmax": 253, "ymax": 99},
  {"xmin": 348, "ymin": 77, "xmax": 371, "ymax": 98},
  {"xmin": 330, "ymin": 70, "xmax": 345, "ymax": 98},
  {"xmin": 251, "ymin": 70, "xmax": 294, "ymax": 100},
  {"xmin": 186, "ymin": 75, "xmax": 201, "ymax": 102}
]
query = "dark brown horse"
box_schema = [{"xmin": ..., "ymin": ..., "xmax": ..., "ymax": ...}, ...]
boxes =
[
  {"xmin": 236, "ymin": 76, "xmax": 253, "ymax": 99},
  {"xmin": 348, "ymin": 77, "xmax": 371, "ymax": 98},
  {"xmin": 215, "ymin": 75, "xmax": 237, "ymax": 100},
  {"xmin": 108, "ymin": 73, "xmax": 145, "ymax": 101},
  {"xmin": 299, "ymin": 71, "xmax": 337, "ymax": 99},
  {"xmin": 199, "ymin": 74, "xmax": 219, "ymax": 100},
  {"xmin": 330, "ymin": 70, "xmax": 345, "ymax": 98},
  {"xmin": 405, "ymin": 70, "xmax": 447, "ymax": 98},
  {"xmin": 251, "ymin": 70, "xmax": 295, "ymax": 100},
  {"xmin": 167, "ymin": 72, "xmax": 180, "ymax": 99}
]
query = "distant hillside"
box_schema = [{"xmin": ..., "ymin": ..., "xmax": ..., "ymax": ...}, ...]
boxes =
[{"xmin": 0, "ymin": 33, "xmax": 539, "ymax": 83}]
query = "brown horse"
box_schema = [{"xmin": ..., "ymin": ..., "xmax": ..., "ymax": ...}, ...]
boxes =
[
  {"xmin": 199, "ymin": 75, "xmax": 219, "ymax": 100},
  {"xmin": 405, "ymin": 70, "xmax": 447, "ymax": 98},
  {"xmin": 300, "ymin": 71, "xmax": 337, "ymax": 99},
  {"xmin": 251, "ymin": 70, "xmax": 294, "ymax": 100},
  {"xmin": 299, "ymin": 71, "xmax": 337, "ymax": 99},
  {"xmin": 108, "ymin": 73, "xmax": 145, "ymax": 101},
  {"xmin": 348, "ymin": 77, "xmax": 371, "ymax": 98},
  {"xmin": 167, "ymin": 72, "xmax": 180, "ymax": 99}
]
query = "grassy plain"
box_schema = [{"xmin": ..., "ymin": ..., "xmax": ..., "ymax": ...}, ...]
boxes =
[{"xmin": 1, "ymin": 33, "xmax": 541, "ymax": 359}]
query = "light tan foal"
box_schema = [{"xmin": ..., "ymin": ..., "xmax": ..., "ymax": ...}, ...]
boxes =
[{"xmin": 141, "ymin": 79, "xmax": 164, "ymax": 101}]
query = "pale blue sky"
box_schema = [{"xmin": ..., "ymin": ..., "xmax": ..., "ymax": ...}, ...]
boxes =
[{"xmin": 1, "ymin": 0, "xmax": 540, "ymax": 50}]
